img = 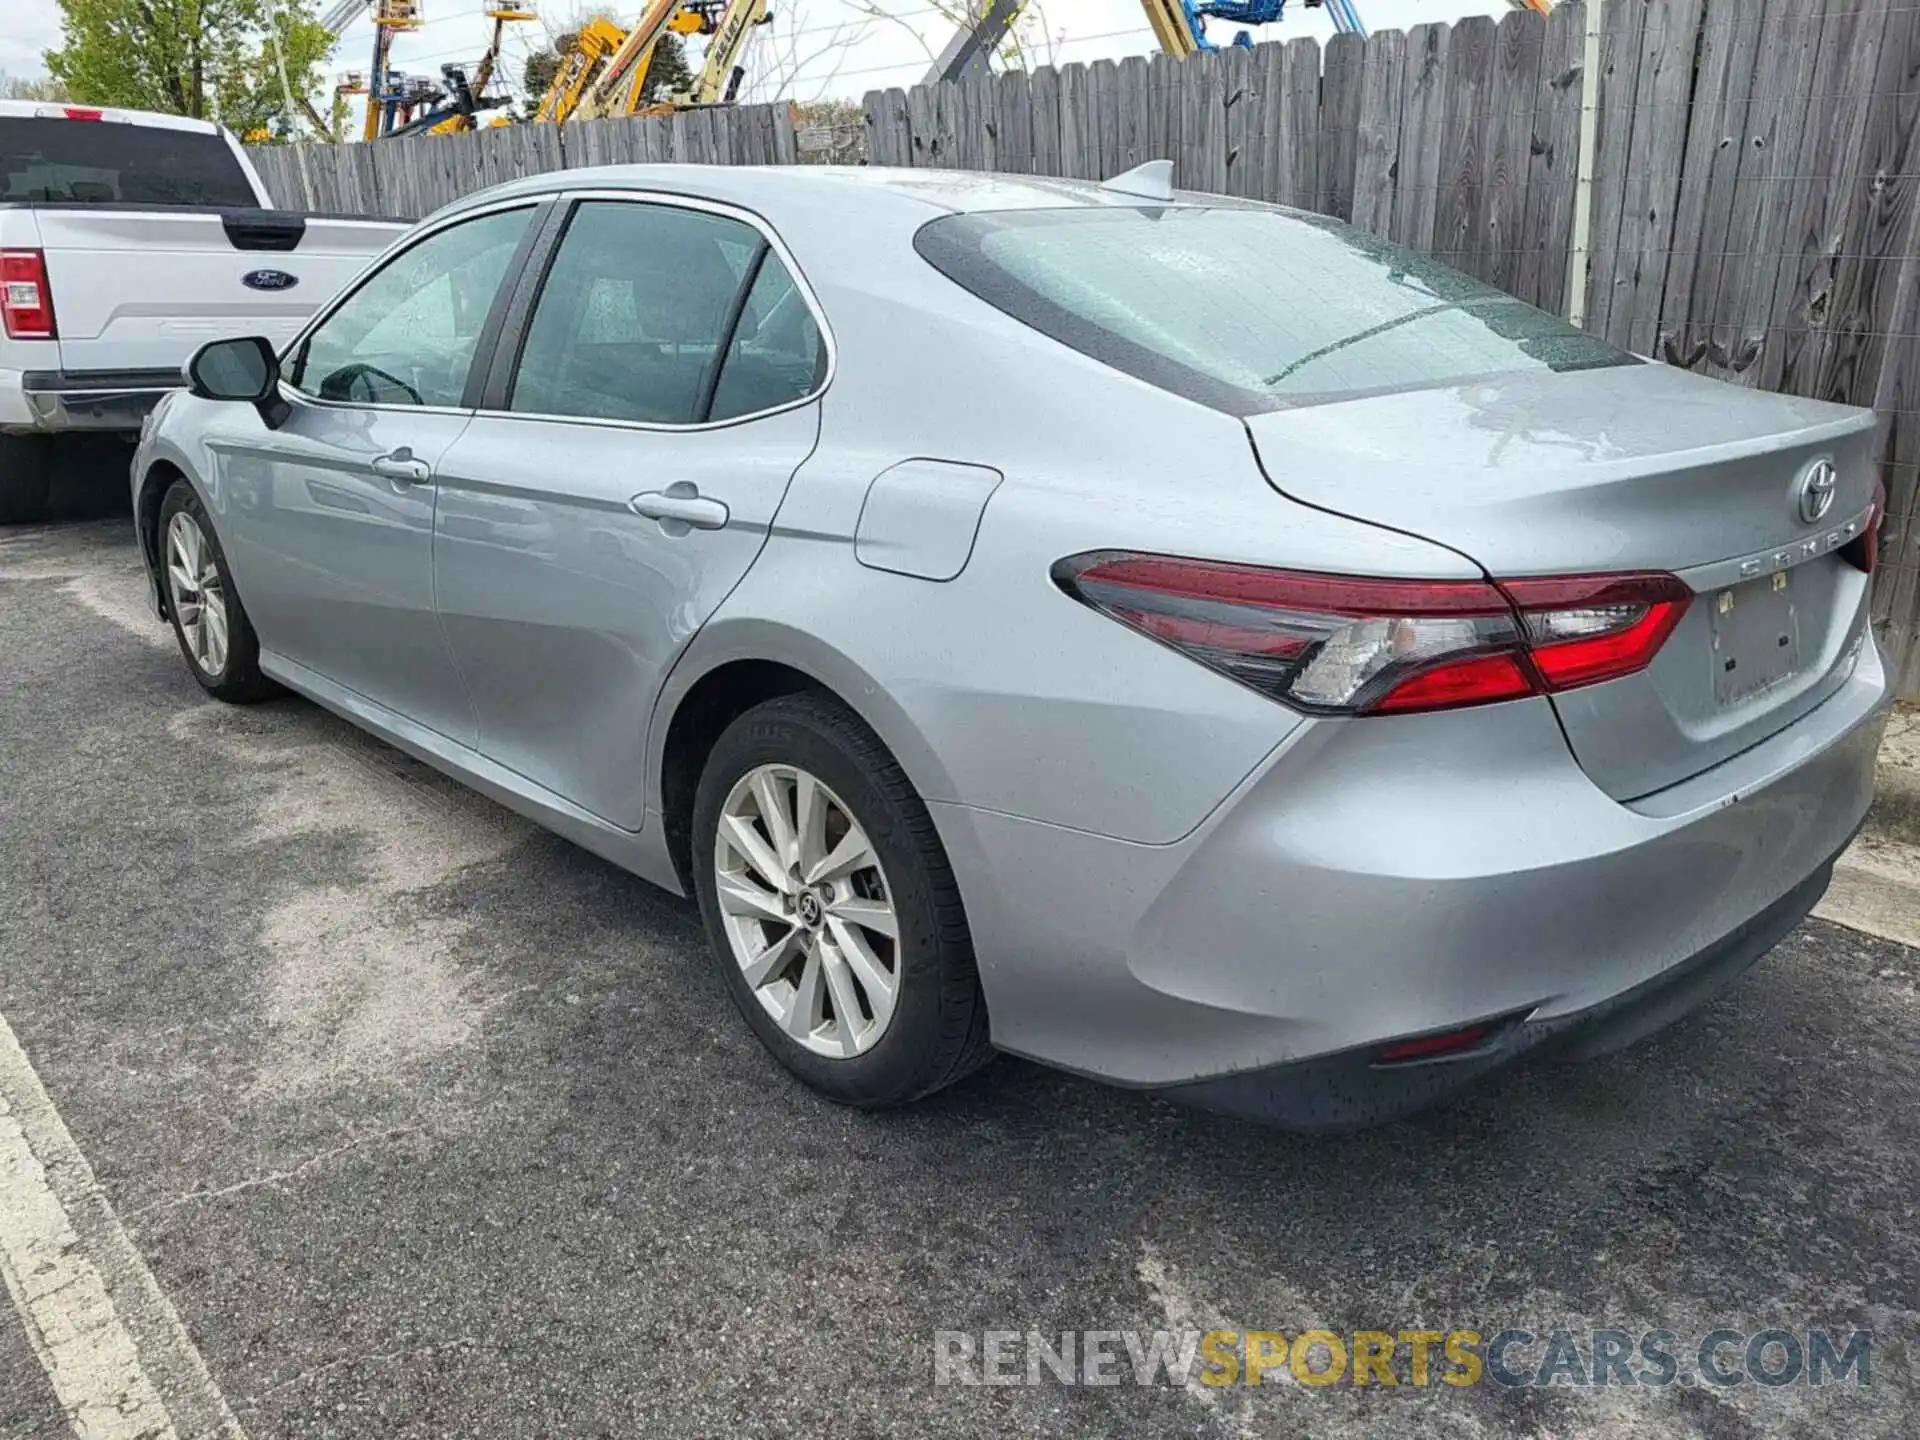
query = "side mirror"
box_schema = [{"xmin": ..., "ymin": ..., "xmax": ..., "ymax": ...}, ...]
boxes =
[{"xmin": 185, "ymin": 336, "xmax": 280, "ymax": 404}]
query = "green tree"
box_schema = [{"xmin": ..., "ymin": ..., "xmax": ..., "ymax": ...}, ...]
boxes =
[
  {"xmin": 45, "ymin": 0, "xmax": 335, "ymax": 135},
  {"xmin": 641, "ymin": 31, "xmax": 693, "ymax": 102}
]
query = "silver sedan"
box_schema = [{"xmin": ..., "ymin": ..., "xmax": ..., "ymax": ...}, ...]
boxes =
[{"xmin": 132, "ymin": 163, "xmax": 1891, "ymax": 1129}]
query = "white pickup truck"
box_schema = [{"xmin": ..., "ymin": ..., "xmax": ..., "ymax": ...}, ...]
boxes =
[{"xmin": 0, "ymin": 102, "xmax": 410, "ymax": 522}]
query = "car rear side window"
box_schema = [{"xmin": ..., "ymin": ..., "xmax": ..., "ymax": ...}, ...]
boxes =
[
  {"xmin": 914, "ymin": 206, "xmax": 1633, "ymax": 414},
  {"xmin": 0, "ymin": 118, "xmax": 257, "ymax": 207},
  {"xmin": 708, "ymin": 252, "xmax": 826, "ymax": 423},
  {"xmin": 510, "ymin": 200, "xmax": 821, "ymax": 427}
]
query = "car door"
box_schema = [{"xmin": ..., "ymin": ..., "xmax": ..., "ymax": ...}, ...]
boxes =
[
  {"xmin": 217, "ymin": 201, "xmax": 540, "ymax": 744},
  {"xmin": 430, "ymin": 194, "xmax": 828, "ymax": 830}
]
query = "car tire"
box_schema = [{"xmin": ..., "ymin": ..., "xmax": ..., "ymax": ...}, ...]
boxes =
[
  {"xmin": 158, "ymin": 479, "xmax": 277, "ymax": 703},
  {"xmin": 0, "ymin": 435, "xmax": 51, "ymax": 526},
  {"xmin": 692, "ymin": 691, "xmax": 993, "ymax": 1107}
]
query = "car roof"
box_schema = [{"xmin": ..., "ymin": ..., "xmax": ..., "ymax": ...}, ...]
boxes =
[{"xmin": 444, "ymin": 162, "xmax": 1254, "ymax": 223}]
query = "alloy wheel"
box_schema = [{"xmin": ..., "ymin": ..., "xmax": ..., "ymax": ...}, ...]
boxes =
[
  {"xmin": 714, "ymin": 763, "xmax": 901, "ymax": 1059},
  {"xmin": 166, "ymin": 511, "xmax": 229, "ymax": 677}
]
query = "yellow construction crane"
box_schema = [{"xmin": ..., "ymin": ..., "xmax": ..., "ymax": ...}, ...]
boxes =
[
  {"xmin": 361, "ymin": 0, "xmax": 425, "ymax": 141},
  {"xmin": 666, "ymin": 0, "xmax": 773, "ymax": 108},
  {"xmin": 533, "ymin": 0, "xmax": 773, "ymax": 125},
  {"xmin": 533, "ymin": 16, "xmax": 630, "ymax": 122}
]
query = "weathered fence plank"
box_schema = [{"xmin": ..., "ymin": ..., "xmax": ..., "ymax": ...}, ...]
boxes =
[
  {"xmin": 1392, "ymin": 23, "xmax": 1452, "ymax": 250},
  {"xmin": 1477, "ymin": 10, "xmax": 1546, "ymax": 294},
  {"xmin": 1318, "ymin": 32, "xmax": 1366, "ymax": 220},
  {"xmin": 1221, "ymin": 47, "xmax": 1256, "ymax": 199},
  {"xmin": 1351, "ymin": 29, "xmax": 1407, "ymax": 239},
  {"xmin": 996, "ymin": 69, "xmax": 1033, "ymax": 173},
  {"xmin": 1515, "ymin": 0, "xmax": 1585, "ymax": 313},
  {"xmin": 1435, "ymin": 14, "xmax": 1496, "ymax": 276}
]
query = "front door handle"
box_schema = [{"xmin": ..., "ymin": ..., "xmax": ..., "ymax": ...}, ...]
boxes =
[
  {"xmin": 629, "ymin": 483, "xmax": 729, "ymax": 531},
  {"xmin": 370, "ymin": 449, "xmax": 432, "ymax": 484}
]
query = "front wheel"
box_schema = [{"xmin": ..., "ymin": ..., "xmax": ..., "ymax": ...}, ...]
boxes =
[
  {"xmin": 158, "ymin": 480, "xmax": 277, "ymax": 703},
  {"xmin": 692, "ymin": 692, "xmax": 992, "ymax": 1107}
]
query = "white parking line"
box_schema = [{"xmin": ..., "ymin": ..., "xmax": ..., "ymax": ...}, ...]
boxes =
[{"xmin": 0, "ymin": 1014, "xmax": 245, "ymax": 1440}]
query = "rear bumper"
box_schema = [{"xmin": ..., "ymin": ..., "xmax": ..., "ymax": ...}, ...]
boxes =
[
  {"xmin": 1157, "ymin": 856, "xmax": 1840, "ymax": 1130},
  {"xmin": 5, "ymin": 367, "xmax": 181, "ymax": 434},
  {"xmin": 931, "ymin": 632, "xmax": 1890, "ymax": 1113}
]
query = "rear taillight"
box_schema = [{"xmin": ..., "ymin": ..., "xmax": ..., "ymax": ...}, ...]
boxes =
[
  {"xmin": 1055, "ymin": 552, "xmax": 1693, "ymax": 717},
  {"xmin": 1842, "ymin": 477, "xmax": 1887, "ymax": 575},
  {"xmin": 1, "ymin": 250, "xmax": 56, "ymax": 340}
]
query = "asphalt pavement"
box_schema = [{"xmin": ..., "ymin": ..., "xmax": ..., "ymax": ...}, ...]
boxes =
[{"xmin": 0, "ymin": 466, "xmax": 1914, "ymax": 1439}]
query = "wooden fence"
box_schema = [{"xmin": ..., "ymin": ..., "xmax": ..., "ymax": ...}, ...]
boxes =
[
  {"xmin": 248, "ymin": 102, "xmax": 799, "ymax": 219},
  {"xmin": 250, "ymin": 0, "xmax": 1920, "ymax": 695}
]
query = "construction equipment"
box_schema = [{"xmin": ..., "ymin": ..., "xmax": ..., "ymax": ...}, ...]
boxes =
[
  {"xmin": 532, "ymin": 16, "xmax": 630, "ymax": 123},
  {"xmin": 380, "ymin": 7, "xmax": 539, "ymax": 137},
  {"xmin": 926, "ymin": 0, "xmax": 1553, "ymax": 84},
  {"xmin": 665, "ymin": 0, "xmax": 774, "ymax": 108},
  {"xmin": 425, "ymin": 8, "xmax": 538, "ymax": 133},
  {"xmin": 533, "ymin": 0, "xmax": 775, "ymax": 125},
  {"xmin": 573, "ymin": 0, "xmax": 687, "ymax": 121},
  {"xmin": 359, "ymin": 0, "xmax": 424, "ymax": 140}
]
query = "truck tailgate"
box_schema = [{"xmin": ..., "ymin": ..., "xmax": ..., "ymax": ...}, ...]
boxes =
[{"xmin": 32, "ymin": 208, "xmax": 402, "ymax": 371}]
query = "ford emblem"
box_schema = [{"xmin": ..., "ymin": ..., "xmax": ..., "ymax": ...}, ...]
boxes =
[{"xmin": 241, "ymin": 269, "xmax": 299, "ymax": 292}]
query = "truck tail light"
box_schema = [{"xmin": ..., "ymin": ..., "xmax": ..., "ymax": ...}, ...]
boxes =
[
  {"xmin": 1054, "ymin": 552, "xmax": 1693, "ymax": 717},
  {"xmin": 1, "ymin": 250, "xmax": 56, "ymax": 340},
  {"xmin": 1841, "ymin": 477, "xmax": 1887, "ymax": 576}
]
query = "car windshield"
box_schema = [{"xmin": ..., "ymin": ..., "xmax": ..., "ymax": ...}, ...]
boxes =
[
  {"xmin": 913, "ymin": 205, "xmax": 1633, "ymax": 414},
  {"xmin": 0, "ymin": 117, "xmax": 257, "ymax": 207}
]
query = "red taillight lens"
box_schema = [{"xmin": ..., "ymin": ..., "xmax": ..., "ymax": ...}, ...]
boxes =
[
  {"xmin": 1499, "ymin": 572, "xmax": 1694, "ymax": 691},
  {"xmin": 1055, "ymin": 552, "xmax": 1694, "ymax": 718},
  {"xmin": 0, "ymin": 250, "xmax": 56, "ymax": 340},
  {"xmin": 1842, "ymin": 477, "xmax": 1887, "ymax": 575}
]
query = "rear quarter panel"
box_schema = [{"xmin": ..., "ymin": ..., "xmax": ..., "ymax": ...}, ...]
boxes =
[{"xmin": 652, "ymin": 191, "xmax": 1485, "ymax": 844}]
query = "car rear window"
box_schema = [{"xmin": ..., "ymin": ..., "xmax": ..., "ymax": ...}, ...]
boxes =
[
  {"xmin": 0, "ymin": 118, "xmax": 257, "ymax": 207},
  {"xmin": 913, "ymin": 206, "xmax": 1633, "ymax": 414}
]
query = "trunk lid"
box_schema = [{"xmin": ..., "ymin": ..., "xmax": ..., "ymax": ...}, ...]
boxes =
[{"xmin": 1244, "ymin": 363, "xmax": 1880, "ymax": 800}]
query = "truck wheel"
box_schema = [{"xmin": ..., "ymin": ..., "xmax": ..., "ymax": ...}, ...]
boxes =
[{"xmin": 0, "ymin": 436, "xmax": 51, "ymax": 525}]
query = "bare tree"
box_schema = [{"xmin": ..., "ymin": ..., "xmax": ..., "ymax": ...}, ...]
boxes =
[
  {"xmin": 737, "ymin": 5, "xmax": 877, "ymax": 105},
  {"xmin": 849, "ymin": 0, "xmax": 1056, "ymax": 79},
  {"xmin": 1, "ymin": 72, "xmax": 73, "ymax": 102}
]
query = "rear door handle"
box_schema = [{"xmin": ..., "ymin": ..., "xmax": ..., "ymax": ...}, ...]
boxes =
[
  {"xmin": 370, "ymin": 449, "xmax": 432, "ymax": 484},
  {"xmin": 629, "ymin": 484, "xmax": 729, "ymax": 531}
]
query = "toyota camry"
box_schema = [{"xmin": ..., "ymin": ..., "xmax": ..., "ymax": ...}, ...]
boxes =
[{"xmin": 131, "ymin": 162, "xmax": 1891, "ymax": 1129}]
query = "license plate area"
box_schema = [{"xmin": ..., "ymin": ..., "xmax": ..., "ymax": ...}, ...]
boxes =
[{"xmin": 1710, "ymin": 570, "xmax": 1802, "ymax": 707}]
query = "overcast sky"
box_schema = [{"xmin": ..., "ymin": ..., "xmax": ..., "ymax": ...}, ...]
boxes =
[{"xmin": 4, "ymin": 0, "xmax": 1510, "ymax": 108}]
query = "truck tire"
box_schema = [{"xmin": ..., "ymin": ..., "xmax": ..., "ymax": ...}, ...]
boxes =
[{"xmin": 0, "ymin": 435, "xmax": 51, "ymax": 526}]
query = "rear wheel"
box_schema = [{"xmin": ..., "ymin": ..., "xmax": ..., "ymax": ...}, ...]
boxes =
[
  {"xmin": 159, "ymin": 480, "xmax": 276, "ymax": 703},
  {"xmin": 0, "ymin": 435, "xmax": 51, "ymax": 525},
  {"xmin": 692, "ymin": 692, "xmax": 992, "ymax": 1106}
]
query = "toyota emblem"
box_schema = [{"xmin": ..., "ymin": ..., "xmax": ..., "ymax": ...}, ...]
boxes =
[{"xmin": 1797, "ymin": 458, "xmax": 1838, "ymax": 525}]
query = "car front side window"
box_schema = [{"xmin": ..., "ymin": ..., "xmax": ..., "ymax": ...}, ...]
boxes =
[
  {"xmin": 508, "ymin": 199, "xmax": 815, "ymax": 427},
  {"xmin": 288, "ymin": 205, "xmax": 533, "ymax": 409}
]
